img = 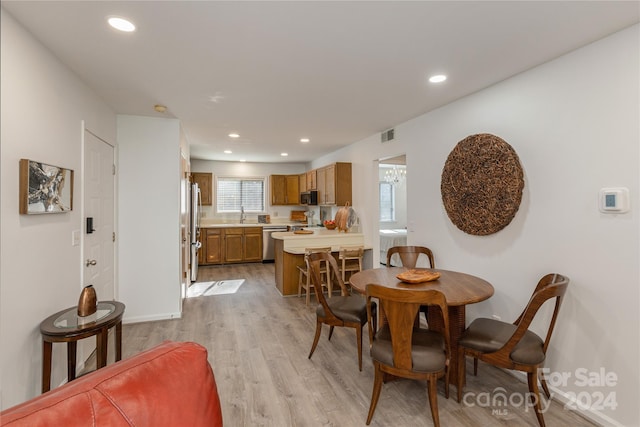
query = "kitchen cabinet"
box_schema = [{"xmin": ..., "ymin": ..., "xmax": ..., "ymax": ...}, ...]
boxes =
[
  {"xmin": 299, "ymin": 173, "xmax": 307, "ymax": 193},
  {"xmin": 243, "ymin": 227, "xmax": 263, "ymax": 262},
  {"xmin": 316, "ymin": 162, "xmax": 352, "ymax": 206},
  {"xmin": 316, "ymin": 167, "xmax": 326, "ymax": 204},
  {"xmin": 199, "ymin": 227, "xmax": 263, "ymax": 265},
  {"xmin": 306, "ymin": 170, "xmax": 317, "ymax": 190},
  {"xmin": 191, "ymin": 172, "xmax": 213, "ymax": 205},
  {"xmin": 223, "ymin": 228, "xmax": 244, "ymax": 263},
  {"xmin": 270, "ymin": 174, "xmax": 300, "ymax": 205},
  {"xmin": 203, "ymin": 228, "xmax": 222, "ymax": 264}
]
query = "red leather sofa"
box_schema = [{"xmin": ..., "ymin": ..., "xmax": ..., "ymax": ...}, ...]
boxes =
[{"xmin": 1, "ymin": 341, "xmax": 223, "ymax": 426}]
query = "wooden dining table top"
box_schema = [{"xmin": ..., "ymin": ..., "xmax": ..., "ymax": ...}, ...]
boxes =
[{"xmin": 349, "ymin": 267, "xmax": 494, "ymax": 306}]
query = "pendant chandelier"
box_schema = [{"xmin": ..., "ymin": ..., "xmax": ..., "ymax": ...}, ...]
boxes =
[{"xmin": 384, "ymin": 166, "xmax": 406, "ymax": 185}]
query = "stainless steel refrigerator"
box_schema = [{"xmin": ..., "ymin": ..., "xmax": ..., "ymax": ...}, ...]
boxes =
[{"xmin": 190, "ymin": 183, "xmax": 202, "ymax": 282}]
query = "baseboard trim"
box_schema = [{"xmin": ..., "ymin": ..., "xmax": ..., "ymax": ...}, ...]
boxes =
[{"xmin": 123, "ymin": 311, "xmax": 182, "ymax": 324}]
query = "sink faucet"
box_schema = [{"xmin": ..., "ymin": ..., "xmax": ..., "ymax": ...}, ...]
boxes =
[{"xmin": 240, "ymin": 206, "xmax": 245, "ymax": 224}]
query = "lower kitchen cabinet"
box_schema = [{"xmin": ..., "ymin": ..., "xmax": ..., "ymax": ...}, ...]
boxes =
[
  {"xmin": 199, "ymin": 227, "xmax": 263, "ymax": 265},
  {"xmin": 204, "ymin": 228, "xmax": 222, "ymax": 264},
  {"xmin": 243, "ymin": 227, "xmax": 263, "ymax": 262},
  {"xmin": 223, "ymin": 228, "xmax": 244, "ymax": 263}
]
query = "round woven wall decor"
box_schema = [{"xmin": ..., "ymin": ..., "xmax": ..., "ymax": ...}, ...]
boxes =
[{"xmin": 441, "ymin": 133, "xmax": 524, "ymax": 236}]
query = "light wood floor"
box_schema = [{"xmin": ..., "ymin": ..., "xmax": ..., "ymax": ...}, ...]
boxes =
[{"xmin": 118, "ymin": 263, "xmax": 596, "ymax": 427}]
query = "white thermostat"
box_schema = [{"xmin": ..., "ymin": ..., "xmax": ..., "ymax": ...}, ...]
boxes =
[{"xmin": 599, "ymin": 187, "xmax": 630, "ymax": 213}]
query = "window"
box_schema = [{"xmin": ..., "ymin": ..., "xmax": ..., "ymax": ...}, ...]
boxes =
[
  {"xmin": 216, "ymin": 177, "xmax": 265, "ymax": 213},
  {"xmin": 379, "ymin": 182, "xmax": 395, "ymax": 222}
]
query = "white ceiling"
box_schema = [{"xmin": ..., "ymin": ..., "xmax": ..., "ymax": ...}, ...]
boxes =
[{"xmin": 3, "ymin": 1, "xmax": 638, "ymax": 163}]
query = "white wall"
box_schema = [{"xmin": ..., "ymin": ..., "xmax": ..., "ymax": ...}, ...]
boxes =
[
  {"xmin": 191, "ymin": 159, "xmax": 306, "ymax": 223},
  {"xmin": 312, "ymin": 25, "xmax": 639, "ymax": 426},
  {"xmin": 117, "ymin": 115, "xmax": 182, "ymax": 323},
  {"xmin": 0, "ymin": 9, "xmax": 116, "ymax": 409}
]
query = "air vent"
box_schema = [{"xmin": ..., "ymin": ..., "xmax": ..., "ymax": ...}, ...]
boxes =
[{"xmin": 381, "ymin": 128, "xmax": 395, "ymax": 143}]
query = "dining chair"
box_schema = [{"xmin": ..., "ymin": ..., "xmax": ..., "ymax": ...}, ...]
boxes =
[
  {"xmin": 297, "ymin": 247, "xmax": 332, "ymax": 306},
  {"xmin": 338, "ymin": 245, "xmax": 364, "ymax": 286},
  {"xmin": 386, "ymin": 245, "xmax": 436, "ymax": 323},
  {"xmin": 456, "ymin": 273, "xmax": 569, "ymax": 427},
  {"xmin": 307, "ymin": 251, "xmax": 377, "ymax": 371},
  {"xmin": 386, "ymin": 245, "xmax": 435, "ymax": 269},
  {"xmin": 365, "ymin": 285, "xmax": 450, "ymax": 426}
]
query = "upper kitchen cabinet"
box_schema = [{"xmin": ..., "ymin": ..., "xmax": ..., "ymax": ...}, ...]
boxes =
[
  {"xmin": 192, "ymin": 172, "xmax": 213, "ymax": 205},
  {"xmin": 270, "ymin": 174, "xmax": 300, "ymax": 205},
  {"xmin": 306, "ymin": 170, "xmax": 317, "ymax": 190},
  {"xmin": 316, "ymin": 162, "xmax": 352, "ymax": 206},
  {"xmin": 299, "ymin": 173, "xmax": 307, "ymax": 193}
]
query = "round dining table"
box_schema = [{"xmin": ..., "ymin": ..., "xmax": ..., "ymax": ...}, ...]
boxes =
[{"xmin": 349, "ymin": 267, "xmax": 494, "ymax": 386}]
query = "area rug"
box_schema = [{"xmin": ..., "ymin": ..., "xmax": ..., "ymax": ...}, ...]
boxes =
[{"xmin": 186, "ymin": 279, "xmax": 245, "ymax": 298}]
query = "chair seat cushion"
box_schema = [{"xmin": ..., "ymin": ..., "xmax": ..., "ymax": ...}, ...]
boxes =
[
  {"xmin": 371, "ymin": 326, "xmax": 446, "ymax": 373},
  {"xmin": 459, "ymin": 318, "xmax": 545, "ymax": 365},
  {"xmin": 316, "ymin": 296, "xmax": 372, "ymax": 324}
]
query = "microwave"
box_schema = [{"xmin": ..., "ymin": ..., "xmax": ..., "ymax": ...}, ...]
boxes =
[{"xmin": 300, "ymin": 190, "xmax": 318, "ymax": 205}]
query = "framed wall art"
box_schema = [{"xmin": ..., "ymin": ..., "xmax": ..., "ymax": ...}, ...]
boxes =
[{"xmin": 19, "ymin": 159, "xmax": 74, "ymax": 214}]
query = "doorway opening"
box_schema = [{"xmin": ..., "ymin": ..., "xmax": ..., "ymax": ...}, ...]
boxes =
[{"xmin": 378, "ymin": 155, "xmax": 407, "ymax": 266}]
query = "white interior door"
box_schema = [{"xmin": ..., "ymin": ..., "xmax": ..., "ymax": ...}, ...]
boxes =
[{"xmin": 83, "ymin": 130, "xmax": 115, "ymax": 301}]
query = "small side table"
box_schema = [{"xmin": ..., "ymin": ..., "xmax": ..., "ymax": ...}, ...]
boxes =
[{"xmin": 39, "ymin": 301, "xmax": 125, "ymax": 393}]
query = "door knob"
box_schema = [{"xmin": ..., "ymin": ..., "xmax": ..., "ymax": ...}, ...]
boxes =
[{"xmin": 86, "ymin": 259, "xmax": 97, "ymax": 267}]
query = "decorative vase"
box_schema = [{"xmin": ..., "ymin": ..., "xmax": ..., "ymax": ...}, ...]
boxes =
[{"xmin": 77, "ymin": 285, "xmax": 97, "ymax": 317}]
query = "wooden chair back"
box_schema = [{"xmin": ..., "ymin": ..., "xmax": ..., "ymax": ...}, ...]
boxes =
[
  {"xmin": 339, "ymin": 246, "xmax": 364, "ymax": 263},
  {"xmin": 365, "ymin": 284, "xmax": 450, "ymax": 372},
  {"xmin": 308, "ymin": 252, "xmax": 349, "ymax": 320},
  {"xmin": 339, "ymin": 245, "xmax": 364, "ymax": 281},
  {"xmin": 386, "ymin": 246, "xmax": 435, "ymax": 269},
  {"xmin": 303, "ymin": 246, "xmax": 332, "ymax": 281},
  {"xmin": 504, "ymin": 273, "xmax": 569, "ymax": 357}
]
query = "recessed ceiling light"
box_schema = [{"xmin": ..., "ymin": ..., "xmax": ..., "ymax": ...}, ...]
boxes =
[
  {"xmin": 429, "ymin": 74, "xmax": 447, "ymax": 83},
  {"xmin": 300, "ymin": 138, "xmax": 310, "ymax": 143},
  {"xmin": 239, "ymin": 159, "xmax": 246, "ymax": 163},
  {"xmin": 154, "ymin": 104, "xmax": 167, "ymax": 113},
  {"xmin": 224, "ymin": 150, "xmax": 232, "ymax": 154},
  {"xmin": 281, "ymin": 153, "xmax": 288, "ymax": 157},
  {"xmin": 228, "ymin": 133, "xmax": 240, "ymax": 138},
  {"xmin": 107, "ymin": 16, "xmax": 136, "ymax": 32}
]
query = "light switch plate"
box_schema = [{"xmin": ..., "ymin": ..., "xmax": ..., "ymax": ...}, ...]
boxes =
[{"xmin": 72, "ymin": 229, "xmax": 81, "ymax": 246}]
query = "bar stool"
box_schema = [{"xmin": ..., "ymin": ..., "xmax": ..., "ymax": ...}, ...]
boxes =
[
  {"xmin": 297, "ymin": 247, "xmax": 332, "ymax": 306},
  {"xmin": 339, "ymin": 246, "xmax": 364, "ymax": 287}
]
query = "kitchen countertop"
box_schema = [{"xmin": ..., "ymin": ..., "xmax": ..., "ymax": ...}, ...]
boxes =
[
  {"xmin": 200, "ymin": 223, "xmax": 267, "ymax": 228},
  {"xmin": 284, "ymin": 245, "xmax": 372, "ymax": 255},
  {"xmin": 199, "ymin": 222, "xmax": 310, "ymax": 228},
  {"xmin": 272, "ymin": 229, "xmax": 363, "ymax": 238},
  {"xmin": 272, "ymin": 229, "xmax": 365, "ymax": 251}
]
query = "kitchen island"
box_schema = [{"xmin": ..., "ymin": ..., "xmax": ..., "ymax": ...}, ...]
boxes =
[{"xmin": 272, "ymin": 229, "xmax": 372, "ymax": 296}]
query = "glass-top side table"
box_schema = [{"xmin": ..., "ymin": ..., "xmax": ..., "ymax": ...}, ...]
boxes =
[
  {"xmin": 40, "ymin": 301, "xmax": 125, "ymax": 393},
  {"xmin": 52, "ymin": 302, "xmax": 116, "ymax": 329}
]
